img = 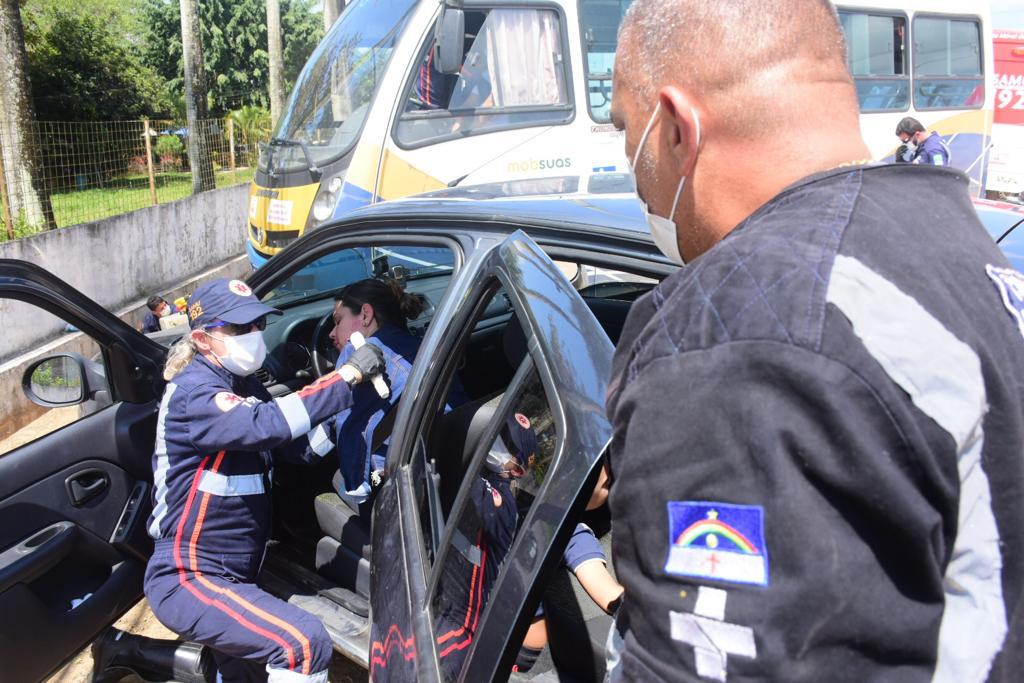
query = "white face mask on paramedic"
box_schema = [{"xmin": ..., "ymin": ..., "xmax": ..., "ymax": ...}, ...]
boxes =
[
  {"xmin": 627, "ymin": 101, "xmax": 701, "ymax": 266},
  {"xmin": 209, "ymin": 329, "xmax": 267, "ymax": 376}
]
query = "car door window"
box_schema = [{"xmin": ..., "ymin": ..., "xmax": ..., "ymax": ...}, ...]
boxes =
[
  {"xmin": 395, "ymin": 8, "xmax": 572, "ymax": 148},
  {"xmin": 409, "ymin": 280, "xmax": 557, "ymax": 680},
  {"xmin": 0, "ymin": 301, "xmax": 107, "ymax": 456}
]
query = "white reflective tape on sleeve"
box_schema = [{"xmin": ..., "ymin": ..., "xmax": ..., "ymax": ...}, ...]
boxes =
[
  {"xmin": 827, "ymin": 255, "xmax": 1006, "ymax": 682},
  {"xmin": 307, "ymin": 423, "xmax": 334, "ymax": 457},
  {"xmin": 274, "ymin": 393, "xmax": 311, "ymax": 440},
  {"xmin": 266, "ymin": 664, "xmax": 328, "ymax": 683},
  {"xmin": 197, "ymin": 470, "xmax": 265, "ymax": 496},
  {"xmin": 148, "ymin": 384, "xmax": 178, "ymax": 538}
]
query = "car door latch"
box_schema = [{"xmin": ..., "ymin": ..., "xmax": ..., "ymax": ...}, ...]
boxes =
[{"xmin": 65, "ymin": 468, "xmax": 110, "ymax": 507}]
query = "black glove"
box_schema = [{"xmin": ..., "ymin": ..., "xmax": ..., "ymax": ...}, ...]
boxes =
[{"xmin": 342, "ymin": 344, "xmax": 385, "ymax": 384}]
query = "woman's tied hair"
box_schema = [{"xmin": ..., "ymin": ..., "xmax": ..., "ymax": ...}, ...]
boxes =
[{"xmin": 335, "ymin": 277, "xmax": 426, "ymax": 331}]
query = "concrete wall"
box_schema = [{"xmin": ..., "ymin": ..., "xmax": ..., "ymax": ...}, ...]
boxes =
[
  {"xmin": 0, "ymin": 183, "xmax": 249, "ymax": 363},
  {"xmin": 0, "ymin": 184, "xmax": 251, "ymax": 442}
]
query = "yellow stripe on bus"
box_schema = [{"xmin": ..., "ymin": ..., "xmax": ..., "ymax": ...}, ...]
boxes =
[{"xmin": 376, "ymin": 149, "xmax": 447, "ymax": 202}]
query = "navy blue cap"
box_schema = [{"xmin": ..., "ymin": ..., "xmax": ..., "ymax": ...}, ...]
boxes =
[
  {"xmin": 186, "ymin": 278, "xmax": 281, "ymax": 330},
  {"xmin": 505, "ymin": 413, "xmax": 537, "ymax": 467}
]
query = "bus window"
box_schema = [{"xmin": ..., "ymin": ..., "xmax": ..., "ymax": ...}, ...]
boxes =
[
  {"xmin": 264, "ymin": 0, "xmax": 418, "ymax": 172},
  {"xmin": 838, "ymin": 11, "xmax": 908, "ymax": 112},
  {"xmin": 395, "ymin": 8, "xmax": 572, "ymax": 148},
  {"xmin": 580, "ymin": 0, "xmax": 634, "ymax": 122},
  {"xmin": 912, "ymin": 15, "xmax": 984, "ymax": 110}
]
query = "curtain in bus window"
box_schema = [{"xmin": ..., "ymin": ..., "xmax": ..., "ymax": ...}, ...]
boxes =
[{"xmin": 479, "ymin": 9, "xmax": 566, "ymax": 109}]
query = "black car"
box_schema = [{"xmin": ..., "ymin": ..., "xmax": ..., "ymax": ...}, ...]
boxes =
[{"xmin": 0, "ymin": 187, "xmax": 673, "ymax": 682}]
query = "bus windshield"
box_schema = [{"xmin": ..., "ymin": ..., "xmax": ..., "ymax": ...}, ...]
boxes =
[
  {"xmin": 580, "ymin": 0, "xmax": 634, "ymax": 122},
  {"xmin": 264, "ymin": 0, "xmax": 418, "ymax": 172}
]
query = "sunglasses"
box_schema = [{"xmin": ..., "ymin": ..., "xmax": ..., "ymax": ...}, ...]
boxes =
[{"xmin": 205, "ymin": 317, "xmax": 267, "ymax": 335}]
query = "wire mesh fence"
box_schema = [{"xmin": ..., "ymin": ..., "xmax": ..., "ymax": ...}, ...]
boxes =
[{"xmin": 0, "ymin": 116, "xmax": 270, "ymax": 241}]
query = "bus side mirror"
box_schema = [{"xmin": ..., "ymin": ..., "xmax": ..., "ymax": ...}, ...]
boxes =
[{"xmin": 434, "ymin": 5, "xmax": 465, "ymax": 75}]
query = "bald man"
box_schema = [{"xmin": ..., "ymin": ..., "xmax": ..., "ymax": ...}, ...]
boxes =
[{"xmin": 605, "ymin": 1, "xmax": 1024, "ymax": 681}]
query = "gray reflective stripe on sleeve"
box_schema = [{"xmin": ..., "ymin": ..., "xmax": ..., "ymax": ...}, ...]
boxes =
[
  {"xmin": 307, "ymin": 423, "xmax": 334, "ymax": 457},
  {"xmin": 452, "ymin": 531, "xmax": 482, "ymax": 567},
  {"xmin": 273, "ymin": 393, "xmax": 311, "ymax": 440},
  {"xmin": 827, "ymin": 255, "xmax": 1006, "ymax": 682},
  {"xmin": 197, "ymin": 470, "xmax": 265, "ymax": 496},
  {"xmin": 148, "ymin": 384, "xmax": 178, "ymax": 538}
]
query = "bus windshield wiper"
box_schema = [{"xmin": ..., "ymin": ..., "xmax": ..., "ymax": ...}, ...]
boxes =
[{"xmin": 268, "ymin": 137, "xmax": 322, "ymax": 180}]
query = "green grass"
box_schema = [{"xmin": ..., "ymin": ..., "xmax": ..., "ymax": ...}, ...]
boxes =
[{"xmin": 0, "ymin": 166, "xmax": 256, "ymax": 240}]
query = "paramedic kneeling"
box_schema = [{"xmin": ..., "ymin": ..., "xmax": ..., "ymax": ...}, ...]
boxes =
[{"xmin": 142, "ymin": 277, "xmax": 384, "ymax": 682}]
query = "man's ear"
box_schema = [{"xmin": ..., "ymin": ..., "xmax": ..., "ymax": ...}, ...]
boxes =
[{"xmin": 658, "ymin": 86, "xmax": 702, "ymax": 177}]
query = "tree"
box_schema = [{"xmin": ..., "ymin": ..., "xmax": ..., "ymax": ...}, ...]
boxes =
[
  {"xmin": 142, "ymin": 0, "xmax": 322, "ymax": 118},
  {"xmin": 228, "ymin": 105, "xmax": 271, "ymax": 166},
  {"xmin": 180, "ymin": 0, "xmax": 215, "ymax": 193},
  {"xmin": 23, "ymin": 8, "xmax": 172, "ymax": 121},
  {"xmin": 322, "ymin": 0, "xmax": 344, "ymax": 33},
  {"xmin": 267, "ymin": 0, "xmax": 284, "ymax": 126},
  {"xmin": 0, "ymin": 0, "xmax": 54, "ymax": 230}
]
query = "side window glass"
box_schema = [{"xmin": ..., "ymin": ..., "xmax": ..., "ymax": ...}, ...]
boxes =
[
  {"xmin": 838, "ymin": 11, "xmax": 909, "ymax": 111},
  {"xmin": 580, "ymin": 0, "xmax": 634, "ymax": 122},
  {"xmin": 396, "ymin": 8, "xmax": 572, "ymax": 148},
  {"xmin": 0, "ymin": 301, "xmax": 108, "ymax": 456},
  {"xmin": 913, "ymin": 16, "xmax": 984, "ymax": 109},
  {"xmin": 257, "ymin": 243, "xmax": 455, "ymax": 386},
  {"xmin": 406, "ymin": 281, "xmax": 558, "ymax": 679}
]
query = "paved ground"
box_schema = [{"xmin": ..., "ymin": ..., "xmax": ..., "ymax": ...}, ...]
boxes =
[{"xmin": 46, "ymin": 599, "xmax": 368, "ymax": 683}]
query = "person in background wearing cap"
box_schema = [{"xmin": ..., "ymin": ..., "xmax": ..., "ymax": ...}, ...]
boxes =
[
  {"xmin": 895, "ymin": 115, "xmax": 951, "ymax": 166},
  {"xmin": 608, "ymin": 0, "xmax": 1024, "ymax": 680},
  {"xmin": 140, "ymin": 277, "xmax": 385, "ymax": 682},
  {"xmin": 140, "ymin": 295, "xmax": 182, "ymax": 333}
]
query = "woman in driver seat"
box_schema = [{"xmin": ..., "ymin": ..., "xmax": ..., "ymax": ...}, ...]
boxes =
[{"xmin": 306, "ymin": 277, "xmax": 465, "ymax": 510}]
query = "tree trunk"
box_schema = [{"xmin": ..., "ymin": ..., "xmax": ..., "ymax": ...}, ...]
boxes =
[
  {"xmin": 323, "ymin": 0, "xmax": 344, "ymax": 33},
  {"xmin": 179, "ymin": 0, "xmax": 215, "ymax": 194},
  {"xmin": 0, "ymin": 0, "xmax": 55, "ymax": 231},
  {"xmin": 267, "ymin": 0, "xmax": 285, "ymax": 127}
]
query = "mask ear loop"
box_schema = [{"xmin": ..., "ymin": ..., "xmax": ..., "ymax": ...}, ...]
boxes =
[
  {"xmin": 665, "ymin": 107, "xmax": 703, "ymax": 218},
  {"xmin": 632, "ymin": 102, "xmax": 662, "ymax": 170}
]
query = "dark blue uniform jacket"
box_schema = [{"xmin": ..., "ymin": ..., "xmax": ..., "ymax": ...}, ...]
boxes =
[{"xmin": 607, "ymin": 164, "xmax": 1024, "ymax": 682}]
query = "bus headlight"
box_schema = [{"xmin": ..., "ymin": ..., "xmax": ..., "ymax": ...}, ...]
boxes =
[{"xmin": 312, "ymin": 175, "xmax": 344, "ymax": 223}]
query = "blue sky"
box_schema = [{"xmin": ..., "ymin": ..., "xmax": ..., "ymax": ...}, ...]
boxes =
[{"xmin": 993, "ymin": 0, "xmax": 1024, "ymax": 30}]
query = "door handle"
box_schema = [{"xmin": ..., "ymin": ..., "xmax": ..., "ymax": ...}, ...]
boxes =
[{"xmin": 65, "ymin": 469, "xmax": 109, "ymax": 507}]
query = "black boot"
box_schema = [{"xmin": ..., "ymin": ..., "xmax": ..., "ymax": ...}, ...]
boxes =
[{"xmin": 90, "ymin": 628, "xmax": 213, "ymax": 683}]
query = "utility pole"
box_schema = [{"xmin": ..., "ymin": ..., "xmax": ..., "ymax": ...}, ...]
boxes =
[
  {"xmin": 267, "ymin": 0, "xmax": 285, "ymax": 127},
  {"xmin": 0, "ymin": 0, "xmax": 55, "ymax": 230},
  {"xmin": 179, "ymin": 0, "xmax": 215, "ymax": 193}
]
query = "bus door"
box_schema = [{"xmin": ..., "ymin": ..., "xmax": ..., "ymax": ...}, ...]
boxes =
[{"xmin": 374, "ymin": 3, "xmax": 589, "ymax": 199}]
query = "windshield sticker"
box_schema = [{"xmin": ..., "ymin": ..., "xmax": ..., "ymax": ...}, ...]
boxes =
[
  {"xmin": 267, "ymin": 199, "xmax": 293, "ymax": 226},
  {"xmin": 665, "ymin": 501, "xmax": 769, "ymax": 587},
  {"xmin": 986, "ymin": 264, "xmax": 1024, "ymax": 340}
]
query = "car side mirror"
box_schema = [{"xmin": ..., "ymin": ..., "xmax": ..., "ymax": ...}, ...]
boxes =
[
  {"xmin": 434, "ymin": 3, "xmax": 465, "ymax": 75},
  {"xmin": 22, "ymin": 353, "xmax": 107, "ymax": 408}
]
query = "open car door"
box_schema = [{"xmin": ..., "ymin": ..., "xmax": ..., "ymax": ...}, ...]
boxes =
[
  {"xmin": 0, "ymin": 259, "xmax": 166, "ymax": 682},
  {"xmin": 369, "ymin": 230, "xmax": 615, "ymax": 681}
]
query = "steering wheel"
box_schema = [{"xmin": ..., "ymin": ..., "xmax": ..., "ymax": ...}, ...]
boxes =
[{"xmin": 311, "ymin": 310, "xmax": 337, "ymax": 378}]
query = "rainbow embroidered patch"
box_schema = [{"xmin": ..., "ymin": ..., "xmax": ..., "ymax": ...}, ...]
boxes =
[{"xmin": 664, "ymin": 501, "xmax": 769, "ymax": 586}]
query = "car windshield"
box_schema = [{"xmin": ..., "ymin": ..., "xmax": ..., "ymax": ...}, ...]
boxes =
[{"xmin": 262, "ymin": 0, "xmax": 418, "ymax": 173}]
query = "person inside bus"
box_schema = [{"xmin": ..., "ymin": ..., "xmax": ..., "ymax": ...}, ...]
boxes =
[
  {"xmin": 305, "ymin": 277, "xmax": 466, "ymax": 511},
  {"xmin": 895, "ymin": 116, "xmax": 950, "ymax": 166}
]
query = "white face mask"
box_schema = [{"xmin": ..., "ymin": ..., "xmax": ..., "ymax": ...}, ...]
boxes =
[
  {"xmin": 209, "ymin": 329, "xmax": 267, "ymax": 376},
  {"xmin": 627, "ymin": 102, "xmax": 701, "ymax": 266}
]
